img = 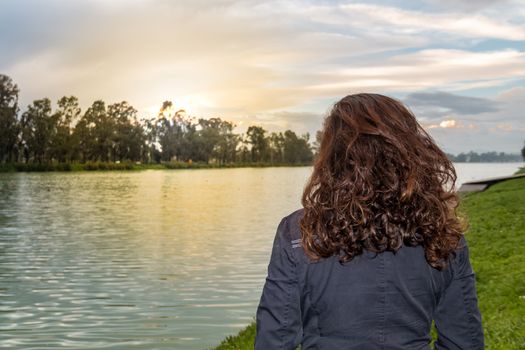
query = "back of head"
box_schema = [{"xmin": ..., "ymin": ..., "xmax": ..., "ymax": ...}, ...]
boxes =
[{"xmin": 300, "ymin": 93, "xmax": 467, "ymax": 270}]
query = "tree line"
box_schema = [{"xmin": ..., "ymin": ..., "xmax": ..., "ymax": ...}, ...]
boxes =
[
  {"xmin": 0, "ymin": 74, "xmax": 314, "ymax": 166},
  {"xmin": 2, "ymin": 74, "xmax": 522, "ymax": 168},
  {"xmin": 446, "ymin": 151, "xmax": 524, "ymax": 163}
]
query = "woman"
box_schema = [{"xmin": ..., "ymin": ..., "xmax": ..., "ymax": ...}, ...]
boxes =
[{"xmin": 254, "ymin": 93, "xmax": 484, "ymax": 349}]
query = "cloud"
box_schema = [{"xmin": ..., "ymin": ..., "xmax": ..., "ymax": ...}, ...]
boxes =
[
  {"xmin": 303, "ymin": 49, "xmax": 525, "ymax": 95},
  {"xmin": 300, "ymin": 2, "xmax": 525, "ymax": 40},
  {"xmin": 423, "ymin": 0, "xmax": 513, "ymax": 13},
  {"xmin": 411, "ymin": 86, "xmax": 525, "ymax": 153},
  {"xmin": 403, "ymin": 91, "xmax": 501, "ymax": 119},
  {"xmin": 424, "ymin": 119, "xmax": 479, "ymax": 130},
  {"xmin": 426, "ymin": 122, "xmax": 524, "ymax": 154},
  {"xmin": 491, "ymin": 86, "xmax": 525, "ymax": 124}
]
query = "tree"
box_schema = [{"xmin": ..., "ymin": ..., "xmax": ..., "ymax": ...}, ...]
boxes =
[
  {"xmin": 195, "ymin": 117, "xmax": 222, "ymax": 163},
  {"xmin": 215, "ymin": 120, "xmax": 239, "ymax": 165},
  {"xmin": 154, "ymin": 101, "xmax": 191, "ymax": 162},
  {"xmin": 141, "ymin": 117, "xmax": 161, "ymax": 163},
  {"xmin": 282, "ymin": 130, "xmax": 313, "ymax": 164},
  {"xmin": 236, "ymin": 133, "xmax": 251, "ymax": 163},
  {"xmin": 312, "ymin": 130, "xmax": 323, "ymax": 157},
  {"xmin": 107, "ymin": 101, "xmax": 146, "ymax": 162},
  {"xmin": 74, "ymin": 100, "xmax": 113, "ymax": 162},
  {"xmin": 246, "ymin": 125, "xmax": 269, "ymax": 162},
  {"xmin": 0, "ymin": 74, "xmax": 20, "ymax": 163},
  {"xmin": 268, "ymin": 132, "xmax": 285, "ymax": 163},
  {"xmin": 50, "ymin": 96, "xmax": 81, "ymax": 162},
  {"xmin": 20, "ymin": 98, "xmax": 55, "ymax": 164},
  {"xmin": 195, "ymin": 117, "xmax": 239, "ymax": 164}
]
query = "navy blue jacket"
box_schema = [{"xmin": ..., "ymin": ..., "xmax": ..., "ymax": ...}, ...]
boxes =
[{"xmin": 254, "ymin": 208, "xmax": 484, "ymax": 349}]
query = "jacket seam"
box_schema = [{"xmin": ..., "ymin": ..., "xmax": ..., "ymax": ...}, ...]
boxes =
[
  {"xmin": 281, "ymin": 216, "xmax": 290, "ymax": 349},
  {"xmin": 282, "ymin": 215, "xmax": 299, "ymax": 349},
  {"xmin": 459, "ymin": 273, "xmax": 479, "ymax": 348}
]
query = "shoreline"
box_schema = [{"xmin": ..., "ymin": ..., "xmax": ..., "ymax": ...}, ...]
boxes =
[
  {"xmin": 0, "ymin": 161, "xmax": 313, "ymax": 173},
  {"xmin": 1, "ymin": 161, "xmax": 522, "ymax": 173}
]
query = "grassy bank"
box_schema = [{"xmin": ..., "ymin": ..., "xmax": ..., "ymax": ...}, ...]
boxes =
[
  {"xmin": 212, "ymin": 167, "xmax": 525, "ymax": 350},
  {"xmin": 0, "ymin": 161, "xmax": 312, "ymax": 172}
]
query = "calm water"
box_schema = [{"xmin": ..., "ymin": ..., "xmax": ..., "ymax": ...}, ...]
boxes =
[{"xmin": 0, "ymin": 163, "xmax": 522, "ymax": 349}]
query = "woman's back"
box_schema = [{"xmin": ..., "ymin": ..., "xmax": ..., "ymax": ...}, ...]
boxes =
[
  {"xmin": 255, "ymin": 208, "xmax": 484, "ymax": 349},
  {"xmin": 254, "ymin": 93, "xmax": 484, "ymax": 349}
]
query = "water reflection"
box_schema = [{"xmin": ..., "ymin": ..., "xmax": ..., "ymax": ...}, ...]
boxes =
[{"xmin": 0, "ymin": 168, "xmax": 308, "ymax": 349}]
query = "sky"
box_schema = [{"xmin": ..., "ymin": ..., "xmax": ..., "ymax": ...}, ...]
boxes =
[{"xmin": 1, "ymin": 0, "xmax": 524, "ymax": 155}]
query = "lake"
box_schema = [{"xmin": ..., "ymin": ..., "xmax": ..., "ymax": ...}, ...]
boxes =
[{"xmin": 0, "ymin": 162, "xmax": 522, "ymax": 349}]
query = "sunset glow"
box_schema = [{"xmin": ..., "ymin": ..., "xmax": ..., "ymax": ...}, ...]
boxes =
[{"xmin": 440, "ymin": 119, "xmax": 457, "ymax": 128}]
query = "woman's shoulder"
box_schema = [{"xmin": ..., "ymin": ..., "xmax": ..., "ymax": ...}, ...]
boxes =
[
  {"xmin": 282, "ymin": 207, "xmax": 304, "ymax": 242},
  {"xmin": 285, "ymin": 207, "xmax": 305, "ymax": 220}
]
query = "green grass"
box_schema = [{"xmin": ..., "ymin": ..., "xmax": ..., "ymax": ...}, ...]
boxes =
[
  {"xmin": 212, "ymin": 167, "xmax": 525, "ymax": 349},
  {"xmin": 459, "ymin": 171, "xmax": 525, "ymax": 348},
  {"xmin": 211, "ymin": 322, "xmax": 257, "ymax": 350}
]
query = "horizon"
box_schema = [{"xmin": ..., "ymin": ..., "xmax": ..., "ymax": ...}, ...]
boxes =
[{"xmin": 1, "ymin": 0, "xmax": 524, "ymax": 154}]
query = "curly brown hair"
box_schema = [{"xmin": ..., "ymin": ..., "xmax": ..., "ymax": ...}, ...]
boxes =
[{"xmin": 299, "ymin": 93, "xmax": 468, "ymax": 270}]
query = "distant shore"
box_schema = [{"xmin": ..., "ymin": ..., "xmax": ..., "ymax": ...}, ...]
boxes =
[
  {"xmin": 0, "ymin": 161, "xmax": 313, "ymax": 173},
  {"xmin": 0, "ymin": 161, "xmax": 523, "ymax": 173}
]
